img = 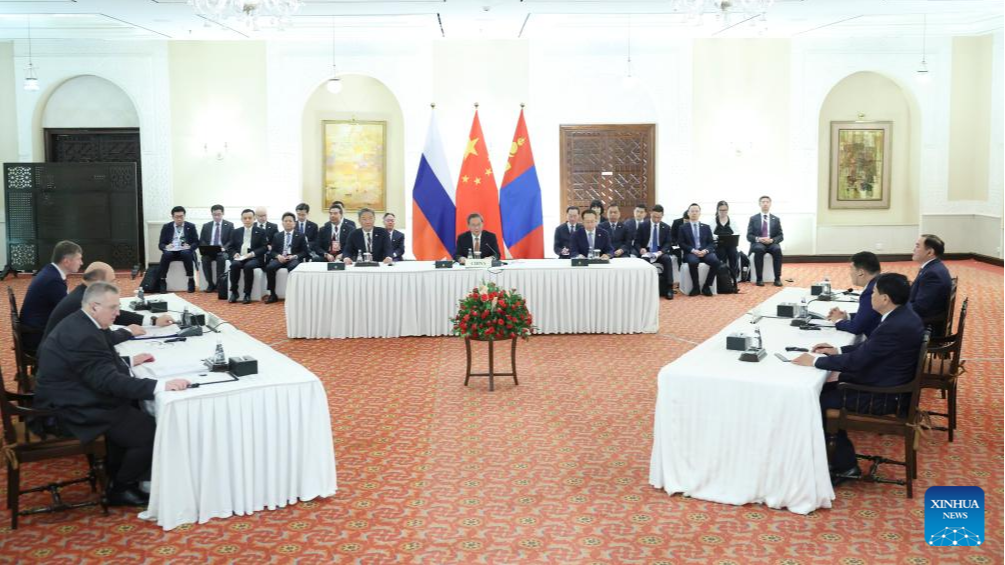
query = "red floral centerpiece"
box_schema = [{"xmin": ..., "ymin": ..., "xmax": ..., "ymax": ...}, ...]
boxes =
[{"xmin": 451, "ymin": 282, "xmax": 535, "ymax": 341}]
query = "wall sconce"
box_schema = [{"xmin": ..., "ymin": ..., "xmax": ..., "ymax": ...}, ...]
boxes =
[{"xmin": 203, "ymin": 141, "xmax": 229, "ymax": 160}]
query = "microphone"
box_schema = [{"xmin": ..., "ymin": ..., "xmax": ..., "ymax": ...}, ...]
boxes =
[{"xmin": 750, "ymin": 314, "xmax": 763, "ymax": 324}]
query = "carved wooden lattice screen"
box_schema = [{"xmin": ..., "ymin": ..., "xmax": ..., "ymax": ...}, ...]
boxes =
[
  {"xmin": 559, "ymin": 124, "xmax": 656, "ymax": 217},
  {"xmin": 3, "ymin": 162, "xmax": 140, "ymax": 271}
]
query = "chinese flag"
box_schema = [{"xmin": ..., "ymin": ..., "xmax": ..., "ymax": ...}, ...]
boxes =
[{"xmin": 455, "ymin": 109, "xmax": 503, "ymax": 244}]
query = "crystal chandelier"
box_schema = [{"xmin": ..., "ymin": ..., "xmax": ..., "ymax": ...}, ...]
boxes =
[
  {"xmin": 189, "ymin": 0, "xmax": 303, "ymax": 29},
  {"xmin": 671, "ymin": 0, "xmax": 775, "ymax": 25}
]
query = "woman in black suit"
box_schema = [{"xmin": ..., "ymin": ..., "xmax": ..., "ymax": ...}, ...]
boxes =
[{"xmin": 713, "ymin": 200, "xmax": 740, "ymax": 278}]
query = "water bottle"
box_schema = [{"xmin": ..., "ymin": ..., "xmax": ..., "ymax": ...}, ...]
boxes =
[
  {"xmin": 468, "ymin": 248, "xmax": 474, "ymax": 260},
  {"xmin": 799, "ymin": 297, "xmax": 808, "ymax": 318},
  {"xmin": 137, "ymin": 287, "xmax": 145, "ymax": 303},
  {"xmin": 822, "ymin": 276, "xmax": 832, "ymax": 295},
  {"xmin": 182, "ymin": 306, "xmax": 190, "ymax": 326},
  {"xmin": 212, "ymin": 339, "xmax": 226, "ymax": 367},
  {"xmin": 356, "ymin": 250, "xmax": 363, "ymax": 263},
  {"xmin": 753, "ymin": 326, "xmax": 763, "ymax": 350}
]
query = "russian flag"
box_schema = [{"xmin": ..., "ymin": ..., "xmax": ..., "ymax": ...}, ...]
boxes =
[
  {"xmin": 411, "ymin": 110, "xmax": 455, "ymax": 260},
  {"xmin": 499, "ymin": 108, "xmax": 544, "ymax": 258}
]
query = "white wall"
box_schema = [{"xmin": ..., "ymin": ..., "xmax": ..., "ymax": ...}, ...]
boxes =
[
  {"xmin": 2, "ymin": 32, "xmax": 1002, "ymax": 265},
  {"xmin": 42, "ymin": 75, "xmax": 139, "ymax": 128}
]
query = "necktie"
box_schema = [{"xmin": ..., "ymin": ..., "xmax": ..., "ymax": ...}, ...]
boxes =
[
  {"xmin": 693, "ymin": 223, "xmax": 700, "ymax": 246},
  {"xmin": 213, "ymin": 223, "xmax": 220, "ymax": 245},
  {"xmin": 569, "ymin": 224, "xmax": 574, "ymax": 234},
  {"xmin": 650, "ymin": 224, "xmax": 658, "ymax": 250},
  {"xmin": 474, "ymin": 236, "xmax": 480, "ymax": 252},
  {"xmin": 299, "ymin": 222, "xmax": 305, "ymax": 235},
  {"xmin": 330, "ymin": 224, "xmax": 339, "ymax": 253},
  {"xmin": 588, "ymin": 231, "xmax": 594, "ymax": 251},
  {"xmin": 242, "ymin": 230, "xmax": 250, "ymax": 256},
  {"xmin": 284, "ymin": 232, "xmax": 291, "ymax": 254},
  {"xmin": 366, "ymin": 232, "xmax": 372, "ymax": 253},
  {"xmin": 761, "ymin": 215, "xmax": 768, "ymax": 237}
]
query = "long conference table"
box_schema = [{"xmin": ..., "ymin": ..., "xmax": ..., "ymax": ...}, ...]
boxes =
[
  {"xmin": 285, "ymin": 258, "xmax": 660, "ymax": 339},
  {"xmin": 116, "ymin": 295, "xmax": 338, "ymax": 530},
  {"xmin": 649, "ymin": 287, "xmax": 861, "ymax": 514}
]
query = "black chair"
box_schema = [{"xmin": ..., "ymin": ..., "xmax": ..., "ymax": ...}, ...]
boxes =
[
  {"xmin": 1, "ymin": 369, "xmax": 108, "ymax": 529},
  {"xmin": 7, "ymin": 287, "xmax": 39, "ymax": 393},
  {"xmin": 824, "ymin": 330, "xmax": 931, "ymax": 498},
  {"xmin": 921, "ymin": 297, "xmax": 968, "ymax": 442}
]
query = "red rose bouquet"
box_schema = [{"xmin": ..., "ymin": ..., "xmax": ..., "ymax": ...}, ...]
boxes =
[{"xmin": 451, "ymin": 282, "xmax": 535, "ymax": 341}]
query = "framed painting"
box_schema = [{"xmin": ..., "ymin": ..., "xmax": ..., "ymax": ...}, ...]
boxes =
[
  {"xmin": 829, "ymin": 121, "xmax": 892, "ymax": 209},
  {"xmin": 322, "ymin": 120, "xmax": 386, "ymax": 211}
]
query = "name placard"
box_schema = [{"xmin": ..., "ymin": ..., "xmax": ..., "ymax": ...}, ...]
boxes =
[{"xmin": 464, "ymin": 258, "xmax": 493, "ymax": 269}]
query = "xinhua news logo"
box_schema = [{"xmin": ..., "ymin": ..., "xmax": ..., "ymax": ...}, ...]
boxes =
[{"xmin": 925, "ymin": 486, "xmax": 984, "ymax": 547}]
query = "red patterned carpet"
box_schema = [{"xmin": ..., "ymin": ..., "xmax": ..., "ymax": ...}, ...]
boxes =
[{"xmin": 1, "ymin": 260, "xmax": 1002, "ymax": 564}]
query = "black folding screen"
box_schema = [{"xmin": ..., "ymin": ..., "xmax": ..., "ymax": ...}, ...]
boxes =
[{"xmin": 4, "ymin": 162, "xmax": 140, "ymax": 271}]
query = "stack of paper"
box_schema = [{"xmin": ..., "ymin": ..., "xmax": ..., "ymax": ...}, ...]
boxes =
[{"xmin": 134, "ymin": 360, "xmax": 208, "ymax": 380}]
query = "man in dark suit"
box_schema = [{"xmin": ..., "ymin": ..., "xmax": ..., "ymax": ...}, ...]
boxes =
[
  {"xmin": 158, "ymin": 206, "xmax": 200, "ymax": 293},
  {"xmin": 264, "ymin": 212, "xmax": 309, "ymax": 303},
  {"xmin": 198, "ymin": 204, "xmax": 234, "ymax": 293},
  {"xmin": 227, "ymin": 209, "xmax": 269, "ymax": 304},
  {"xmin": 793, "ymin": 273, "xmax": 926, "ymax": 480},
  {"xmin": 553, "ymin": 206, "xmax": 581, "ymax": 259},
  {"xmin": 314, "ymin": 203, "xmax": 356, "ymax": 262},
  {"xmin": 600, "ymin": 205, "xmax": 634, "ymax": 258},
  {"xmin": 343, "ymin": 208, "xmax": 394, "ymax": 265},
  {"xmin": 43, "ymin": 262, "xmax": 175, "ymax": 344},
  {"xmin": 254, "ymin": 206, "xmax": 280, "ymax": 250},
  {"xmin": 746, "ymin": 195, "xmax": 784, "ymax": 287},
  {"xmin": 678, "ymin": 203, "xmax": 721, "ymax": 296},
  {"xmin": 33, "ymin": 282, "xmax": 190, "ymax": 506},
  {"xmin": 909, "ymin": 234, "xmax": 953, "ymax": 336},
  {"xmin": 570, "ymin": 209, "xmax": 614, "ymax": 259},
  {"xmin": 623, "ymin": 204, "xmax": 648, "ymax": 251},
  {"xmin": 384, "ymin": 212, "xmax": 406, "ymax": 261},
  {"xmin": 455, "ymin": 213, "xmax": 501, "ymax": 264},
  {"xmin": 668, "ymin": 210, "xmax": 690, "ymax": 265},
  {"xmin": 294, "ymin": 203, "xmax": 319, "ymax": 248},
  {"xmin": 827, "ymin": 252, "xmax": 882, "ymax": 338},
  {"xmin": 19, "ymin": 240, "xmax": 83, "ymax": 353},
  {"xmin": 634, "ymin": 204, "xmax": 675, "ymax": 300}
]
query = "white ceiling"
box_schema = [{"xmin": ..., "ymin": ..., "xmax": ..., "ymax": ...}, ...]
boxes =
[{"xmin": 0, "ymin": 0, "xmax": 1000, "ymax": 42}]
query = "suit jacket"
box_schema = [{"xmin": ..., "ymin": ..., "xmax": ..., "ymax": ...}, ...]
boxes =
[
  {"xmin": 623, "ymin": 219, "xmax": 644, "ymax": 251},
  {"xmin": 600, "ymin": 221, "xmax": 634, "ymax": 256},
  {"xmin": 268, "ymin": 230, "xmax": 310, "ymax": 262},
  {"xmin": 909, "ymin": 259, "xmax": 952, "ymax": 324},
  {"xmin": 255, "ymin": 221, "xmax": 280, "ymax": 248},
  {"xmin": 456, "ymin": 230, "xmax": 501, "ymax": 262},
  {"xmin": 633, "ymin": 220, "xmax": 673, "ymax": 255},
  {"xmin": 746, "ymin": 213, "xmax": 784, "ymax": 245},
  {"xmin": 314, "ymin": 221, "xmax": 355, "ymax": 258},
  {"xmin": 678, "ymin": 221, "xmax": 716, "ymax": 255},
  {"xmin": 199, "ymin": 219, "xmax": 235, "ymax": 249},
  {"xmin": 226, "ymin": 226, "xmax": 269, "ymax": 260},
  {"xmin": 389, "ymin": 229, "xmax": 406, "ymax": 261},
  {"xmin": 669, "ymin": 218, "xmax": 687, "ymax": 246},
  {"xmin": 20, "ymin": 263, "xmax": 68, "ymax": 332},
  {"xmin": 43, "ymin": 284, "xmax": 141, "ymax": 345},
  {"xmin": 569, "ymin": 228, "xmax": 614, "ymax": 258},
  {"xmin": 815, "ymin": 305, "xmax": 925, "ymax": 388},
  {"xmin": 293, "ymin": 219, "xmax": 319, "ymax": 243},
  {"xmin": 34, "ymin": 310, "xmax": 158, "ymax": 443},
  {"xmin": 158, "ymin": 221, "xmax": 200, "ymax": 252},
  {"xmin": 344, "ymin": 227, "xmax": 394, "ymax": 263},
  {"xmin": 553, "ymin": 223, "xmax": 582, "ymax": 258},
  {"xmin": 835, "ymin": 278, "xmax": 881, "ymax": 337}
]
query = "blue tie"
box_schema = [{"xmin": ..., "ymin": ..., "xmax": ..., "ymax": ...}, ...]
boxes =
[
  {"xmin": 650, "ymin": 224, "xmax": 658, "ymax": 250},
  {"xmin": 693, "ymin": 223, "xmax": 700, "ymax": 246}
]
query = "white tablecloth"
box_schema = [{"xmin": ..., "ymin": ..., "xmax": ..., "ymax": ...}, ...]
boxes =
[
  {"xmin": 116, "ymin": 295, "xmax": 338, "ymax": 530},
  {"xmin": 648, "ymin": 288, "xmax": 861, "ymax": 514},
  {"xmin": 284, "ymin": 258, "xmax": 660, "ymax": 339}
]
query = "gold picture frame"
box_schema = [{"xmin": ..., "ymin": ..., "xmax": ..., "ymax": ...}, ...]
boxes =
[
  {"xmin": 829, "ymin": 121, "xmax": 892, "ymax": 210},
  {"xmin": 322, "ymin": 120, "xmax": 387, "ymax": 212}
]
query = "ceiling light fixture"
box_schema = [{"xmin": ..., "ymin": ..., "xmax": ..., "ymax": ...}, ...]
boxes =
[
  {"xmin": 23, "ymin": 15, "xmax": 39, "ymax": 91},
  {"xmin": 188, "ymin": 0, "xmax": 302, "ymax": 29},
  {"xmin": 624, "ymin": 16, "xmax": 637, "ymax": 88},
  {"xmin": 916, "ymin": 14, "xmax": 931, "ymax": 85},
  {"xmin": 671, "ymin": 0, "xmax": 774, "ymax": 28},
  {"xmin": 325, "ymin": 16, "xmax": 342, "ymax": 94}
]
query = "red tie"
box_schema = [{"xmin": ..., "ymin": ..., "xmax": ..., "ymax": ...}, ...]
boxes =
[{"xmin": 761, "ymin": 216, "xmax": 768, "ymax": 237}]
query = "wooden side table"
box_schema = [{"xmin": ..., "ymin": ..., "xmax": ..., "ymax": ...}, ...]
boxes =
[{"xmin": 464, "ymin": 337, "xmax": 518, "ymax": 392}]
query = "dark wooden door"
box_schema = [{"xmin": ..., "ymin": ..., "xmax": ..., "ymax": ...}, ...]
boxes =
[
  {"xmin": 45, "ymin": 128, "xmax": 145, "ymax": 264},
  {"xmin": 559, "ymin": 124, "xmax": 656, "ymax": 217}
]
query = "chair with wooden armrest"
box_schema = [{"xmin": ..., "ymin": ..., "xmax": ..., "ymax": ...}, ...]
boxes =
[
  {"xmin": 824, "ymin": 330, "xmax": 931, "ymax": 499},
  {"xmin": 921, "ymin": 297, "xmax": 968, "ymax": 442},
  {"xmin": 0, "ymin": 375, "xmax": 108, "ymax": 529},
  {"xmin": 7, "ymin": 286, "xmax": 40, "ymax": 393}
]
